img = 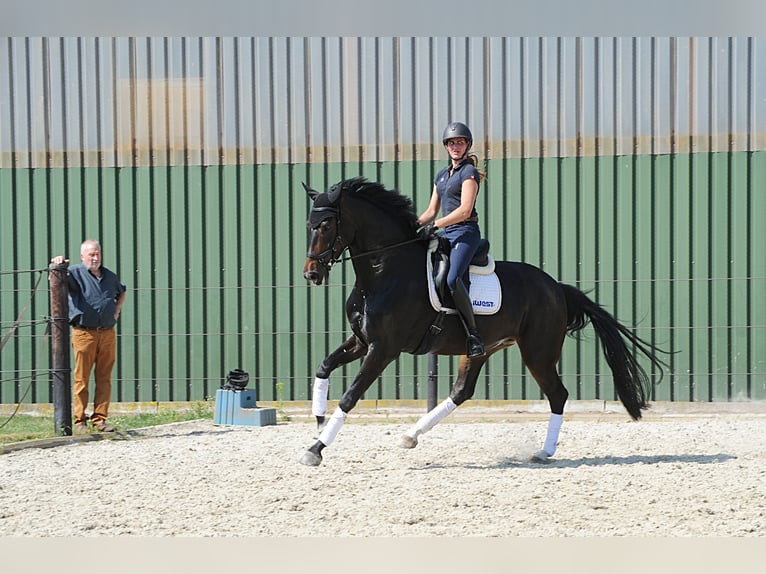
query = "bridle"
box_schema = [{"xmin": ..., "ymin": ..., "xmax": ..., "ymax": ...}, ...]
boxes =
[
  {"xmin": 306, "ymin": 205, "xmax": 345, "ymax": 273},
  {"xmin": 306, "ymin": 203, "xmax": 422, "ymax": 275}
]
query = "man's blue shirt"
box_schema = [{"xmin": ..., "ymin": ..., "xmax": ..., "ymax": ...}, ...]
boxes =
[{"xmin": 67, "ymin": 264, "xmax": 126, "ymax": 328}]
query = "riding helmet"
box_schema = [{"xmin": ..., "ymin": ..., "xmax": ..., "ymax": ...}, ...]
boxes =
[
  {"xmin": 442, "ymin": 122, "xmax": 473, "ymax": 150},
  {"xmin": 224, "ymin": 368, "xmax": 250, "ymax": 391}
]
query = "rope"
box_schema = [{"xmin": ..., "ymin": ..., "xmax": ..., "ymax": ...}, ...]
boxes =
[
  {"xmin": 0, "ymin": 320, "xmax": 52, "ymax": 430},
  {"xmin": 0, "ymin": 268, "xmax": 56, "ymax": 429},
  {"xmin": 0, "ymin": 270, "xmax": 45, "ymax": 353},
  {"xmin": 0, "ymin": 268, "xmax": 49, "ymax": 275}
]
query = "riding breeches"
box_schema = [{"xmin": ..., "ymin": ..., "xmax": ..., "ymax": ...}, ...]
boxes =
[{"xmin": 444, "ymin": 223, "xmax": 482, "ymax": 292}]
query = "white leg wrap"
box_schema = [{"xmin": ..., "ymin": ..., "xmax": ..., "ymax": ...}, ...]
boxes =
[
  {"xmin": 406, "ymin": 397, "xmax": 457, "ymax": 438},
  {"xmin": 543, "ymin": 413, "xmax": 564, "ymax": 456},
  {"xmin": 311, "ymin": 377, "xmax": 330, "ymax": 417},
  {"xmin": 317, "ymin": 406, "xmax": 347, "ymax": 446}
]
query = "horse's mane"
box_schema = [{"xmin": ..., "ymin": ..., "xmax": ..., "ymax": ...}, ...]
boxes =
[{"xmin": 340, "ymin": 177, "xmax": 419, "ymax": 230}]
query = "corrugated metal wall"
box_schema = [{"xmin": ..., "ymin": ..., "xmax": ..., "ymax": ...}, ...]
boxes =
[
  {"xmin": 1, "ymin": 37, "xmax": 764, "ymax": 405},
  {"xmin": 3, "ymin": 37, "xmax": 765, "ymax": 167}
]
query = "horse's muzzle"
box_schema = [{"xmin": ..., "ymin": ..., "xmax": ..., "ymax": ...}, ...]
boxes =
[{"xmin": 303, "ymin": 261, "xmax": 326, "ymax": 285}]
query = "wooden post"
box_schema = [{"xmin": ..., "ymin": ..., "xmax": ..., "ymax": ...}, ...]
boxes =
[
  {"xmin": 427, "ymin": 353, "xmax": 438, "ymax": 412},
  {"xmin": 48, "ymin": 262, "xmax": 71, "ymax": 436}
]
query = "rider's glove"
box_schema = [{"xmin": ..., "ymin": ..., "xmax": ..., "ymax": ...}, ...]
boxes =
[{"xmin": 416, "ymin": 222, "xmax": 438, "ymax": 240}]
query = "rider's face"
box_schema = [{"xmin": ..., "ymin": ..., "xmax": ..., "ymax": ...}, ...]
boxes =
[{"xmin": 445, "ymin": 138, "xmax": 468, "ymax": 159}]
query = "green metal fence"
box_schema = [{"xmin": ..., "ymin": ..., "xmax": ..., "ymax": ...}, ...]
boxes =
[
  {"xmin": 2, "ymin": 152, "xmax": 764, "ymax": 404},
  {"xmin": 1, "ymin": 36, "xmax": 765, "ymax": 405}
]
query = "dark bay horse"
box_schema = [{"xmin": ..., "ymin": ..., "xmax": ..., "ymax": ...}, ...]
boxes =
[{"xmin": 300, "ymin": 177, "xmax": 665, "ymax": 467}]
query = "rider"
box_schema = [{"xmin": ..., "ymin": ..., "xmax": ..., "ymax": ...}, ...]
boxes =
[{"xmin": 417, "ymin": 121, "xmax": 486, "ymax": 358}]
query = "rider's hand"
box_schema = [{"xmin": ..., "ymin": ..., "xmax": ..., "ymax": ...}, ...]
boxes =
[{"xmin": 416, "ymin": 222, "xmax": 438, "ymax": 240}]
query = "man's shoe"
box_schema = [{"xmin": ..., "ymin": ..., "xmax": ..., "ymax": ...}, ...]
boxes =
[
  {"xmin": 92, "ymin": 422, "xmax": 115, "ymax": 432},
  {"xmin": 74, "ymin": 422, "xmax": 89, "ymax": 434}
]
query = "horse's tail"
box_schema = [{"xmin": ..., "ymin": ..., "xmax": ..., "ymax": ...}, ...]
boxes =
[{"xmin": 559, "ymin": 282, "xmax": 667, "ymax": 420}]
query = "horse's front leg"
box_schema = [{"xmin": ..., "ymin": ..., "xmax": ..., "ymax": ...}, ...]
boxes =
[
  {"xmin": 401, "ymin": 354, "xmax": 488, "ymax": 448},
  {"xmin": 300, "ymin": 344, "xmax": 397, "ymax": 467},
  {"xmin": 312, "ymin": 335, "xmax": 368, "ymax": 431}
]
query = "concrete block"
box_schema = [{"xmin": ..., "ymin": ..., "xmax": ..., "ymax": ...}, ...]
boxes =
[{"xmin": 213, "ymin": 388, "xmax": 277, "ymax": 427}]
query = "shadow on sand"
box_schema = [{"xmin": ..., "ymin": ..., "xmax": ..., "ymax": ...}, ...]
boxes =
[{"xmin": 413, "ymin": 452, "xmax": 737, "ymax": 471}]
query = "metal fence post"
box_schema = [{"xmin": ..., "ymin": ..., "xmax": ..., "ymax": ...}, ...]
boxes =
[
  {"xmin": 427, "ymin": 353, "xmax": 438, "ymax": 412},
  {"xmin": 49, "ymin": 262, "xmax": 71, "ymax": 436}
]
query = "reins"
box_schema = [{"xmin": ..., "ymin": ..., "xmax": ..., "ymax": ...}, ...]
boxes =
[
  {"xmin": 307, "ymin": 201, "xmax": 423, "ymax": 272},
  {"xmin": 341, "ymin": 236, "xmax": 423, "ymax": 262},
  {"xmin": 308, "ymin": 230, "xmax": 422, "ymax": 272}
]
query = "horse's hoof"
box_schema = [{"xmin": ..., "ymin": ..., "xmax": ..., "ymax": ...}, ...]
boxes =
[
  {"xmin": 299, "ymin": 450, "xmax": 323, "ymax": 466},
  {"xmin": 400, "ymin": 434, "xmax": 418, "ymax": 449},
  {"xmin": 531, "ymin": 450, "xmax": 552, "ymax": 463}
]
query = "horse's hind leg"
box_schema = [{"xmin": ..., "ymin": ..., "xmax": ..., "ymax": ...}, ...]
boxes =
[
  {"xmin": 520, "ymin": 346, "xmax": 569, "ymax": 462},
  {"xmin": 401, "ymin": 354, "xmax": 488, "ymax": 448},
  {"xmin": 312, "ymin": 335, "xmax": 368, "ymax": 430}
]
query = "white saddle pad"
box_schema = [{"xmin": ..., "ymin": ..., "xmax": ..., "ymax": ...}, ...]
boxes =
[{"xmin": 425, "ymin": 239, "xmax": 502, "ymax": 315}]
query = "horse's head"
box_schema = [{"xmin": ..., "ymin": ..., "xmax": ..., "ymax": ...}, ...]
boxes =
[
  {"xmin": 303, "ymin": 181, "xmax": 346, "ymax": 285},
  {"xmin": 303, "ymin": 177, "xmax": 420, "ymax": 285}
]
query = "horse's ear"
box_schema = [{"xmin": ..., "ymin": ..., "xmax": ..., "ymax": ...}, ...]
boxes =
[
  {"xmin": 327, "ymin": 182, "xmax": 342, "ymax": 203},
  {"xmin": 303, "ymin": 182, "xmax": 319, "ymax": 201}
]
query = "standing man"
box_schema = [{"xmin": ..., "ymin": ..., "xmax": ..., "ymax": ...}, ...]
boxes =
[{"xmin": 51, "ymin": 240, "xmax": 126, "ymax": 433}]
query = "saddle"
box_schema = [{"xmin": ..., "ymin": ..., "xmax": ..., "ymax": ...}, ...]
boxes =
[
  {"xmin": 426, "ymin": 236, "xmax": 502, "ymax": 316},
  {"xmin": 411, "ymin": 236, "xmax": 502, "ymax": 355}
]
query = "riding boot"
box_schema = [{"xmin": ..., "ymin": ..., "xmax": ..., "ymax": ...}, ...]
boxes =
[{"xmin": 450, "ymin": 281, "xmax": 486, "ymax": 358}]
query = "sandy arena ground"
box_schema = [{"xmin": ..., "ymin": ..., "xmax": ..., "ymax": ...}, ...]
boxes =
[{"xmin": 1, "ymin": 403, "xmax": 765, "ymax": 537}]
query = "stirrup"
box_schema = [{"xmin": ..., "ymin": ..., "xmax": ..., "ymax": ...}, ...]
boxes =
[{"xmin": 467, "ymin": 335, "xmax": 485, "ymax": 358}]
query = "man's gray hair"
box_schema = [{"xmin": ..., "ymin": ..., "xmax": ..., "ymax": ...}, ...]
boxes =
[{"xmin": 80, "ymin": 239, "xmax": 101, "ymax": 254}]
